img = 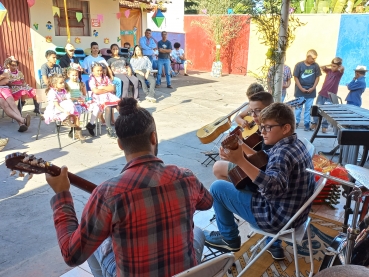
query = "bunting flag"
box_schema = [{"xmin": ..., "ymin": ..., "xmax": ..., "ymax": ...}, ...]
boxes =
[
  {"xmin": 97, "ymin": 14, "xmax": 103, "ymax": 22},
  {"xmin": 0, "ymin": 3, "xmax": 7, "ymax": 26},
  {"xmin": 52, "ymin": 6, "xmax": 60, "ymax": 17},
  {"xmin": 124, "ymin": 9, "xmax": 130, "ymax": 18},
  {"xmin": 76, "ymin": 12, "xmax": 83, "ymax": 22},
  {"xmin": 152, "ymin": 9, "xmax": 165, "ymax": 28},
  {"xmin": 116, "ymin": 12, "xmax": 121, "ymax": 19},
  {"xmin": 27, "ymin": 0, "xmax": 36, "ymax": 7},
  {"xmin": 139, "ymin": 3, "xmax": 145, "ymax": 13}
]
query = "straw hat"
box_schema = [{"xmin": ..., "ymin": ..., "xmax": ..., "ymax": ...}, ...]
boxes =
[
  {"xmin": 65, "ymin": 43, "xmax": 75, "ymax": 51},
  {"xmin": 354, "ymin": 65, "xmax": 368, "ymax": 72}
]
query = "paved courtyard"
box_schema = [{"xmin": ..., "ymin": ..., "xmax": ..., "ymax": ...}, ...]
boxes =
[{"xmin": 1, "ymin": 72, "xmax": 368, "ymax": 277}]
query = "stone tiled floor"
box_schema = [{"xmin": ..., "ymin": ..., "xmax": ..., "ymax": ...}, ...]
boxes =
[{"xmin": 61, "ymin": 201, "xmax": 345, "ymax": 276}]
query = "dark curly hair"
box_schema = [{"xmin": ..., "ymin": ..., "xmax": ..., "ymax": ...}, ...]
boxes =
[
  {"xmin": 115, "ymin": 98, "xmax": 156, "ymax": 155},
  {"xmin": 174, "ymin": 42, "xmax": 181, "ymax": 48}
]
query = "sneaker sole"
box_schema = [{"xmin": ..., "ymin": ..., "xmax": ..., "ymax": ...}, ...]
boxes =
[
  {"xmin": 266, "ymin": 249, "xmax": 285, "ymax": 260},
  {"xmin": 205, "ymin": 241, "xmax": 240, "ymax": 253}
]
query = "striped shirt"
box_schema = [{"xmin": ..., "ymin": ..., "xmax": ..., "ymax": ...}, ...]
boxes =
[
  {"xmin": 252, "ymin": 134, "xmax": 315, "ymax": 233},
  {"xmin": 130, "ymin": 56, "xmax": 153, "ymax": 72},
  {"xmin": 50, "ymin": 155, "xmax": 213, "ymax": 277}
]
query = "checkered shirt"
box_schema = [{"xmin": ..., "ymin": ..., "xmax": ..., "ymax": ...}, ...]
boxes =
[
  {"xmin": 252, "ymin": 134, "xmax": 315, "ymax": 233},
  {"xmin": 50, "ymin": 155, "xmax": 213, "ymax": 277}
]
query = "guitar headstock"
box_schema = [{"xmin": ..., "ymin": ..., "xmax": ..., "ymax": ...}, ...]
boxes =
[
  {"xmin": 5, "ymin": 152, "xmax": 59, "ymax": 180},
  {"xmin": 286, "ymin": 97, "xmax": 306, "ymax": 108}
]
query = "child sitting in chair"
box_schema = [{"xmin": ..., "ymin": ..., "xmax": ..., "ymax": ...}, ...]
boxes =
[{"xmin": 170, "ymin": 42, "xmax": 193, "ymax": 76}]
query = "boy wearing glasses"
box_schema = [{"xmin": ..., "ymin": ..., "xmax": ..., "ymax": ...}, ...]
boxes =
[
  {"xmin": 213, "ymin": 92, "xmax": 274, "ymax": 181},
  {"xmin": 205, "ymin": 103, "xmax": 315, "ymax": 261}
]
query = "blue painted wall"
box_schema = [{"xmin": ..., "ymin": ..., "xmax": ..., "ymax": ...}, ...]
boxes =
[{"xmin": 336, "ymin": 14, "xmax": 369, "ymax": 88}]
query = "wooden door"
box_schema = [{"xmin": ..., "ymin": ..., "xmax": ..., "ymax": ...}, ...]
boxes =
[{"xmin": 0, "ymin": 0, "xmax": 36, "ymax": 87}]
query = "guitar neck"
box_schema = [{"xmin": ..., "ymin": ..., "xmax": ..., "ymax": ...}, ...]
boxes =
[
  {"xmin": 67, "ymin": 172, "xmax": 97, "ymax": 194},
  {"xmin": 216, "ymin": 102, "xmax": 248, "ymax": 124}
]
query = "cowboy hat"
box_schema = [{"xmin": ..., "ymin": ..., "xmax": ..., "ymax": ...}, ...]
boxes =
[{"xmin": 354, "ymin": 65, "xmax": 368, "ymax": 72}]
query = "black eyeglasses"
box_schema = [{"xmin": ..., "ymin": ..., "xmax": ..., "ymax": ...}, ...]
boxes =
[
  {"xmin": 258, "ymin": 124, "xmax": 284, "ymax": 132},
  {"xmin": 249, "ymin": 109, "xmax": 262, "ymax": 116}
]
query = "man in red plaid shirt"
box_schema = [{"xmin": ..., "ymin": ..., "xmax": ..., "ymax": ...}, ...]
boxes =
[{"xmin": 46, "ymin": 98, "xmax": 213, "ymax": 277}]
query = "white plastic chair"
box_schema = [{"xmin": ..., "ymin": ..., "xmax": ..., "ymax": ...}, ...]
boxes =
[
  {"xmin": 173, "ymin": 253, "xmax": 235, "ymax": 277},
  {"xmin": 237, "ymin": 174, "xmax": 328, "ymax": 277},
  {"xmin": 300, "ymin": 137, "xmax": 316, "ymax": 158}
]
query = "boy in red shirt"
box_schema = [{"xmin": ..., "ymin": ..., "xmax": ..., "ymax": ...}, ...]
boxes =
[{"xmin": 311, "ymin": 57, "xmax": 344, "ymax": 133}]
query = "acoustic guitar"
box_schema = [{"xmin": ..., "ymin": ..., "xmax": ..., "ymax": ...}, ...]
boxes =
[
  {"xmin": 5, "ymin": 152, "xmax": 97, "ymax": 193},
  {"xmin": 196, "ymin": 102, "xmax": 248, "ymax": 144},
  {"xmin": 240, "ymin": 97, "xmax": 306, "ymax": 138},
  {"xmin": 221, "ymin": 132, "xmax": 268, "ymax": 190}
]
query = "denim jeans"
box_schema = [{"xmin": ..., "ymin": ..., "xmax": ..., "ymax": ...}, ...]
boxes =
[
  {"xmin": 87, "ymin": 226, "xmax": 205, "ymax": 277},
  {"xmin": 210, "ymin": 180, "xmax": 281, "ymax": 247},
  {"xmin": 156, "ymin": 58, "xmax": 171, "ymax": 86},
  {"xmin": 152, "ymin": 60, "xmax": 158, "ymax": 70},
  {"xmin": 294, "ymin": 97, "xmax": 314, "ymax": 129},
  {"xmin": 311, "ymin": 95, "xmax": 330, "ymax": 128}
]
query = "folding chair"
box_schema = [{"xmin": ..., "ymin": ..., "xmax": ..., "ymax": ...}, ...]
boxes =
[
  {"xmin": 328, "ymin": 92, "xmax": 343, "ymax": 104},
  {"xmin": 173, "ymin": 253, "xmax": 235, "ymax": 277},
  {"xmin": 300, "ymin": 137, "xmax": 316, "ymax": 158},
  {"xmin": 237, "ymin": 174, "xmax": 329, "ymax": 277}
]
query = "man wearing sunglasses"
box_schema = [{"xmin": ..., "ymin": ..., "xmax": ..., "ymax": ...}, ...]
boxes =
[{"xmin": 59, "ymin": 43, "xmax": 81, "ymax": 70}]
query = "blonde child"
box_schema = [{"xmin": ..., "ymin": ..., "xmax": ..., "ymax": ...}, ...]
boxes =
[
  {"xmin": 66, "ymin": 68, "xmax": 101, "ymax": 137},
  {"xmin": 88, "ymin": 63, "xmax": 120, "ymax": 138},
  {"xmin": 4, "ymin": 56, "xmax": 39, "ymax": 114},
  {"xmin": 43, "ymin": 74, "xmax": 85, "ymax": 141}
]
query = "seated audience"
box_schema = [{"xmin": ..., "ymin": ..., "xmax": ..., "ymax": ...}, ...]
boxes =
[
  {"xmin": 45, "ymin": 97, "xmax": 212, "ymax": 277},
  {"xmin": 170, "ymin": 42, "xmax": 193, "ymax": 76},
  {"xmin": 40, "ymin": 50, "xmax": 63, "ymax": 89}
]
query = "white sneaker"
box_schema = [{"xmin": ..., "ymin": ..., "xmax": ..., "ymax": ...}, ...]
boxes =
[{"xmin": 146, "ymin": 97, "xmax": 156, "ymax": 103}]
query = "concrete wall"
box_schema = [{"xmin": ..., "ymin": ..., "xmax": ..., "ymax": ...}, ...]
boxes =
[{"xmin": 29, "ymin": 0, "xmax": 120, "ymax": 84}]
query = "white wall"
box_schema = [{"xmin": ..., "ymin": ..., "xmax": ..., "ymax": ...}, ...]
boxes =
[
  {"xmin": 29, "ymin": 0, "xmax": 120, "ymax": 86},
  {"xmin": 144, "ymin": 1, "xmax": 184, "ymax": 33}
]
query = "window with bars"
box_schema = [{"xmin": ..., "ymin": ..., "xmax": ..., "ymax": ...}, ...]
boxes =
[{"xmin": 53, "ymin": 0, "xmax": 91, "ymax": 36}]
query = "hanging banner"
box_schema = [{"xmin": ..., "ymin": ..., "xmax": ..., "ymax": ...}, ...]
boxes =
[
  {"xmin": 76, "ymin": 12, "xmax": 83, "ymax": 22},
  {"xmin": 97, "ymin": 14, "xmax": 104, "ymax": 22},
  {"xmin": 139, "ymin": 3, "xmax": 145, "ymax": 13},
  {"xmin": 91, "ymin": 19, "xmax": 101, "ymax": 28},
  {"xmin": 124, "ymin": 9, "xmax": 130, "ymax": 18},
  {"xmin": 52, "ymin": 6, "xmax": 60, "ymax": 17},
  {"xmin": 27, "ymin": 0, "xmax": 36, "ymax": 7},
  {"xmin": 0, "ymin": 3, "xmax": 7, "ymax": 26},
  {"xmin": 116, "ymin": 12, "xmax": 121, "ymax": 19}
]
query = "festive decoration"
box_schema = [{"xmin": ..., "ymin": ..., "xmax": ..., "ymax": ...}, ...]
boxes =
[
  {"xmin": 52, "ymin": 6, "xmax": 60, "ymax": 17},
  {"xmin": 227, "ymin": 8, "xmax": 233, "ymax": 14},
  {"xmin": 75, "ymin": 37, "xmax": 81, "ymax": 44},
  {"xmin": 117, "ymin": 37, "xmax": 121, "ymax": 42},
  {"xmin": 124, "ymin": 9, "xmax": 130, "ymax": 18},
  {"xmin": 97, "ymin": 14, "xmax": 103, "ymax": 23},
  {"xmin": 120, "ymin": 29, "xmax": 137, "ymax": 46},
  {"xmin": 116, "ymin": 12, "xmax": 121, "ymax": 19},
  {"xmin": 201, "ymin": 9, "xmax": 207, "ymax": 14},
  {"xmin": 0, "ymin": 3, "xmax": 8, "ymax": 26},
  {"xmin": 104, "ymin": 38, "xmax": 110, "ymax": 44},
  {"xmin": 45, "ymin": 36, "xmax": 52, "ymax": 43},
  {"xmin": 27, "ymin": 0, "xmax": 36, "ymax": 8},
  {"xmin": 139, "ymin": 3, "xmax": 145, "ymax": 13},
  {"xmin": 93, "ymin": 30, "xmax": 99, "ymax": 37},
  {"xmin": 152, "ymin": 9, "xmax": 165, "ymax": 28},
  {"xmin": 33, "ymin": 23, "xmax": 39, "ymax": 30},
  {"xmin": 91, "ymin": 19, "xmax": 101, "ymax": 28},
  {"xmin": 46, "ymin": 21, "xmax": 53, "ymax": 30},
  {"xmin": 76, "ymin": 12, "xmax": 83, "ymax": 22}
]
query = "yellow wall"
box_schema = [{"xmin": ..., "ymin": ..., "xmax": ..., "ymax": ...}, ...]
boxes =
[
  {"xmin": 29, "ymin": 0, "xmax": 120, "ymax": 86},
  {"xmin": 247, "ymin": 14, "xmax": 341, "ymax": 92}
]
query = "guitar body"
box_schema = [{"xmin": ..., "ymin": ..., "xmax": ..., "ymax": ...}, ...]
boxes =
[
  {"xmin": 197, "ymin": 117, "xmax": 231, "ymax": 144},
  {"xmin": 240, "ymin": 116, "xmax": 258, "ymax": 138},
  {"xmin": 243, "ymin": 132, "xmax": 263, "ymax": 149},
  {"xmin": 228, "ymin": 151, "xmax": 268, "ymax": 190}
]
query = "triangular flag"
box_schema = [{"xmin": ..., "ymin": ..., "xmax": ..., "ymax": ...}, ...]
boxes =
[
  {"xmin": 97, "ymin": 14, "xmax": 103, "ymax": 22},
  {"xmin": 0, "ymin": 3, "xmax": 7, "ymax": 26},
  {"xmin": 124, "ymin": 9, "xmax": 130, "ymax": 18},
  {"xmin": 140, "ymin": 3, "xmax": 145, "ymax": 13},
  {"xmin": 27, "ymin": 0, "xmax": 36, "ymax": 8},
  {"xmin": 52, "ymin": 6, "xmax": 60, "ymax": 17},
  {"xmin": 152, "ymin": 16, "xmax": 164, "ymax": 28},
  {"xmin": 116, "ymin": 12, "xmax": 121, "ymax": 19},
  {"xmin": 76, "ymin": 12, "xmax": 83, "ymax": 22}
]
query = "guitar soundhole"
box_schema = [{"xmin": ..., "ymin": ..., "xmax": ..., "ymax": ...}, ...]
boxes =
[{"xmin": 248, "ymin": 121, "xmax": 256, "ymax": 129}]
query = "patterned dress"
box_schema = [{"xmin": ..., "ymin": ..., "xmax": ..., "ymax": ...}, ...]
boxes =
[
  {"xmin": 66, "ymin": 80, "xmax": 88, "ymax": 114},
  {"xmin": 5, "ymin": 69, "xmax": 36, "ymax": 101},
  {"xmin": 43, "ymin": 88, "xmax": 78, "ymax": 124},
  {"xmin": 88, "ymin": 75, "xmax": 120, "ymax": 110}
]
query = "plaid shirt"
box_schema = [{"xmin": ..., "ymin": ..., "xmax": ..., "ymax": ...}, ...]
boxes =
[
  {"xmin": 50, "ymin": 155, "xmax": 213, "ymax": 277},
  {"xmin": 252, "ymin": 134, "xmax": 315, "ymax": 233}
]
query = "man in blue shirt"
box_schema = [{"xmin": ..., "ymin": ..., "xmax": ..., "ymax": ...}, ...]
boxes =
[
  {"xmin": 346, "ymin": 65, "xmax": 367, "ymax": 107},
  {"xmin": 156, "ymin": 31, "xmax": 173, "ymax": 89},
  {"xmin": 139, "ymin": 29, "xmax": 157, "ymax": 64}
]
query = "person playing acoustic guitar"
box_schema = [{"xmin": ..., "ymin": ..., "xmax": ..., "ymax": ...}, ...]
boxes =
[
  {"xmin": 45, "ymin": 98, "xmax": 213, "ymax": 277},
  {"xmin": 205, "ymin": 103, "xmax": 315, "ymax": 261},
  {"xmin": 213, "ymin": 92, "xmax": 274, "ymax": 181}
]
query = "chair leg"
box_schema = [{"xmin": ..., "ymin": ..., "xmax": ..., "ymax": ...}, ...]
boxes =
[
  {"xmin": 56, "ymin": 123, "xmax": 62, "ymax": 149},
  {"xmin": 36, "ymin": 116, "xmax": 43, "ymax": 140},
  {"xmin": 307, "ymin": 223, "xmax": 314, "ymax": 277},
  {"xmin": 292, "ymin": 230, "xmax": 300, "ymax": 277}
]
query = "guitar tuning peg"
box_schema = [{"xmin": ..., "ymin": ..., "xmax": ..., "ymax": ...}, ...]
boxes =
[
  {"xmin": 19, "ymin": 172, "xmax": 25, "ymax": 178},
  {"xmin": 28, "ymin": 174, "xmax": 34, "ymax": 180},
  {"xmin": 10, "ymin": 170, "xmax": 17, "ymax": 176}
]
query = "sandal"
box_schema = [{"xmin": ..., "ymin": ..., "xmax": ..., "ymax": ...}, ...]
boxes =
[
  {"xmin": 62, "ymin": 115, "xmax": 77, "ymax": 127},
  {"xmin": 18, "ymin": 124, "xmax": 28, "ymax": 132}
]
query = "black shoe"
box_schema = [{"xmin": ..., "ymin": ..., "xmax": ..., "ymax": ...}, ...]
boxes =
[
  {"xmin": 68, "ymin": 128, "xmax": 74, "ymax": 138},
  {"xmin": 204, "ymin": 230, "xmax": 241, "ymax": 252},
  {"xmin": 86, "ymin": 123, "xmax": 96, "ymax": 136},
  {"xmin": 266, "ymin": 245, "xmax": 285, "ymax": 260},
  {"xmin": 107, "ymin": 127, "xmax": 117, "ymax": 138},
  {"xmin": 167, "ymin": 85, "xmax": 173, "ymax": 89}
]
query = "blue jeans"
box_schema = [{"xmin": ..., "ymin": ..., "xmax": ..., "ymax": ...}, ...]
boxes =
[
  {"xmin": 311, "ymin": 95, "xmax": 330, "ymax": 128},
  {"xmin": 156, "ymin": 58, "xmax": 171, "ymax": 86},
  {"xmin": 294, "ymin": 97, "xmax": 314, "ymax": 129},
  {"xmin": 210, "ymin": 180, "xmax": 281, "ymax": 247},
  {"xmin": 87, "ymin": 227, "xmax": 205, "ymax": 277},
  {"xmin": 152, "ymin": 60, "xmax": 158, "ymax": 70},
  {"xmin": 111, "ymin": 77, "xmax": 122, "ymax": 98}
]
